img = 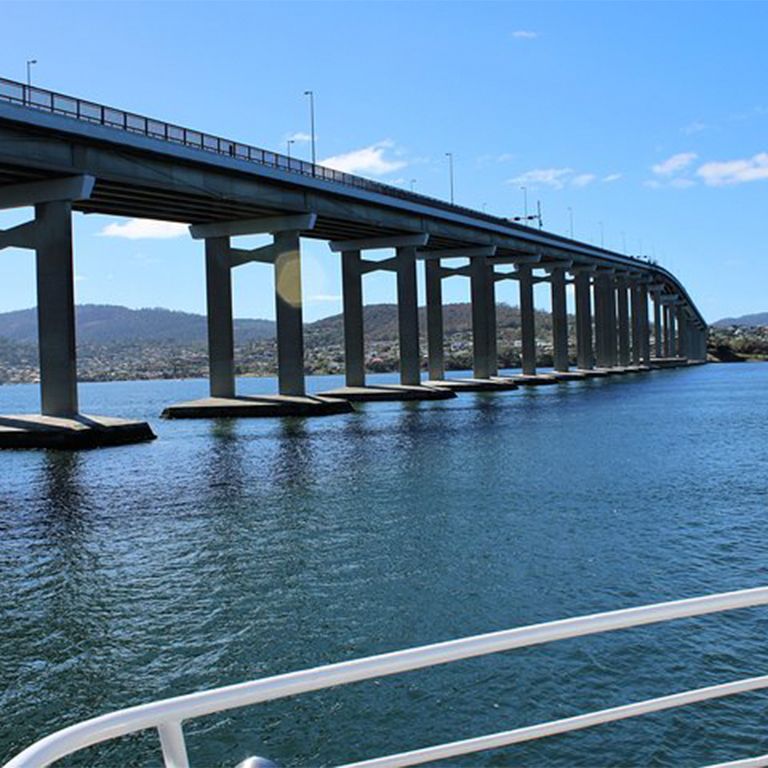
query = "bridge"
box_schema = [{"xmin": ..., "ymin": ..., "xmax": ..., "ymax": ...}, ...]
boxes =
[{"xmin": 0, "ymin": 77, "xmax": 707, "ymax": 448}]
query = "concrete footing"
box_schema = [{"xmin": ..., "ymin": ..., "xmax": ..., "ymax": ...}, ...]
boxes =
[
  {"xmin": 426, "ymin": 377, "xmax": 519, "ymax": 392},
  {"xmin": 0, "ymin": 413, "xmax": 156, "ymax": 449},
  {"xmin": 319, "ymin": 384, "xmax": 456, "ymax": 402},
  {"xmin": 549, "ymin": 371, "xmax": 588, "ymax": 382},
  {"xmin": 513, "ymin": 373, "xmax": 560, "ymax": 386},
  {"xmin": 651, "ymin": 357, "xmax": 689, "ymax": 369},
  {"xmin": 161, "ymin": 394, "xmax": 353, "ymax": 419}
]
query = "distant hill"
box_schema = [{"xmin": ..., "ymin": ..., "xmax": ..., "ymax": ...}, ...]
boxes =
[
  {"xmin": 713, "ymin": 312, "xmax": 768, "ymax": 328},
  {"xmin": 0, "ymin": 302, "xmax": 556, "ymax": 347},
  {"xmin": 0, "ymin": 304, "xmax": 276, "ymax": 344}
]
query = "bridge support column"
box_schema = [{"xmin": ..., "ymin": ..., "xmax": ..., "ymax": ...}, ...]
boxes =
[
  {"xmin": 425, "ymin": 259, "xmax": 444, "ymax": 380},
  {"xmin": 35, "ymin": 200, "xmax": 79, "ymax": 416},
  {"xmin": 676, "ymin": 306, "xmax": 687, "ymax": 359},
  {"xmin": 396, "ymin": 245, "xmax": 421, "ymax": 386},
  {"xmin": 574, "ymin": 272, "xmax": 594, "ymax": 370},
  {"xmin": 0, "ymin": 175, "xmax": 155, "ymax": 447},
  {"xmin": 550, "ymin": 268, "xmax": 569, "ymax": 372},
  {"xmin": 616, "ymin": 277, "xmax": 631, "ymax": 367},
  {"xmin": 593, "ymin": 274, "xmax": 610, "ymax": 368},
  {"xmin": 470, "ymin": 257, "xmax": 492, "ymax": 378},
  {"xmin": 205, "ymin": 236, "xmax": 235, "ymax": 398},
  {"xmin": 606, "ymin": 278, "xmax": 618, "ymax": 367},
  {"xmin": 487, "ymin": 271, "xmax": 499, "ymax": 376},
  {"xmin": 342, "ymin": 250, "xmax": 365, "ymax": 387},
  {"xmin": 652, "ymin": 291, "xmax": 663, "ymax": 358},
  {"xmin": 518, "ymin": 263, "xmax": 537, "ymax": 375},
  {"xmin": 639, "ymin": 285, "xmax": 651, "ymax": 363},
  {"xmin": 273, "ymin": 231, "xmax": 306, "ymax": 396},
  {"xmin": 630, "ymin": 282, "xmax": 642, "ymax": 366}
]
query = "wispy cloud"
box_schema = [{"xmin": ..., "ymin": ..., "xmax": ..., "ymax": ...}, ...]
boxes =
[
  {"xmin": 512, "ymin": 30, "xmax": 538, "ymax": 39},
  {"xmin": 602, "ymin": 173, "xmax": 622, "ymax": 182},
  {"xmin": 697, "ymin": 152, "xmax": 768, "ymax": 186},
  {"xmin": 571, "ymin": 173, "xmax": 596, "ymax": 188},
  {"xmin": 509, "ymin": 167, "xmax": 613, "ymax": 189},
  {"xmin": 321, "ymin": 140, "xmax": 407, "ymax": 176},
  {"xmin": 652, "ymin": 152, "xmax": 698, "ymax": 176},
  {"xmin": 99, "ymin": 219, "xmax": 188, "ymax": 240},
  {"xmin": 286, "ymin": 132, "xmax": 312, "ymax": 143},
  {"xmin": 508, "ymin": 167, "xmax": 573, "ymax": 189}
]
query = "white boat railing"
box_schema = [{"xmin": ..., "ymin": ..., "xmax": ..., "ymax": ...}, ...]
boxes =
[{"xmin": 4, "ymin": 586, "xmax": 768, "ymax": 768}]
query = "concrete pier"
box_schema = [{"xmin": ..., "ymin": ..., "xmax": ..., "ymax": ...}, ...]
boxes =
[
  {"xmin": 471, "ymin": 257, "xmax": 492, "ymax": 379},
  {"xmin": 396, "ymin": 245, "xmax": 421, "ymax": 386},
  {"xmin": 574, "ymin": 271, "xmax": 594, "ymax": 371},
  {"xmin": 0, "ymin": 175, "xmax": 155, "ymax": 449},
  {"xmin": 550, "ymin": 267, "xmax": 569, "ymax": 373},
  {"xmin": 616, "ymin": 277, "xmax": 631, "ymax": 367},
  {"xmin": 162, "ymin": 394, "xmax": 352, "ymax": 419},
  {"xmin": 518, "ymin": 263, "xmax": 537, "ymax": 376},
  {"xmin": 425, "ymin": 258, "xmax": 445, "ymax": 381},
  {"xmin": 205, "ymin": 236, "xmax": 236, "ymax": 398},
  {"xmin": 342, "ymin": 250, "xmax": 365, "ymax": 387}
]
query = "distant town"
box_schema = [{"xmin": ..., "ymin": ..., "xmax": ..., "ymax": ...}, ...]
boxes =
[{"xmin": 0, "ymin": 303, "xmax": 764, "ymax": 384}]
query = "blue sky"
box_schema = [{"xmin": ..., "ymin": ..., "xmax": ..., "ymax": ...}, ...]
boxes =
[{"xmin": 2, "ymin": 0, "xmax": 767, "ymax": 322}]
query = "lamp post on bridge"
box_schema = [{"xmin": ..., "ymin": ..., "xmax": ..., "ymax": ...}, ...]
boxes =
[
  {"xmin": 303, "ymin": 90, "xmax": 316, "ymax": 170},
  {"xmin": 520, "ymin": 185, "xmax": 528, "ymax": 225},
  {"xmin": 26, "ymin": 59, "xmax": 37, "ymax": 87},
  {"xmin": 445, "ymin": 152, "xmax": 454, "ymax": 204},
  {"xmin": 286, "ymin": 138, "xmax": 295, "ymax": 161}
]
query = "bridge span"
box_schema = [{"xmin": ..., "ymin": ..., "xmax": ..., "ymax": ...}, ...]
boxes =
[{"xmin": 0, "ymin": 78, "xmax": 707, "ymax": 448}]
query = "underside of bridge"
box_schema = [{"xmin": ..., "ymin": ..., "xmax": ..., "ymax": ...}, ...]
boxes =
[{"xmin": 0, "ymin": 79, "xmax": 708, "ymax": 448}]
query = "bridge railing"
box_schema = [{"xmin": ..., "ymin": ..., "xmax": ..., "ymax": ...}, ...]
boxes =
[{"xmin": 4, "ymin": 586, "xmax": 768, "ymax": 768}]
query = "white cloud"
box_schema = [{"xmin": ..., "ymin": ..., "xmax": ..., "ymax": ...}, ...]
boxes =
[
  {"xmin": 286, "ymin": 132, "xmax": 312, "ymax": 143},
  {"xmin": 321, "ymin": 140, "xmax": 407, "ymax": 176},
  {"xmin": 99, "ymin": 219, "xmax": 188, "ymax": 240},
  {"xmin": 512, "ymin": 30, "xmax": 538, "ymax": 39},
  {"xmin": 571, "ymin": 173, "xmax": 596, "ymax": 188},
  {"xmin": 652, "ymin": 152, "xmax": 698, "ymax": 176},
  {"xmin": 508, "ymin": 167, "xmax": 573, "ymax": 189},
  {"xmin": 697, "ymin": 152, "xmax": 768, "ymax": 186},
  {"xmin": 602, "ymin": 173, "xmax": 622, "ymax": 183}
]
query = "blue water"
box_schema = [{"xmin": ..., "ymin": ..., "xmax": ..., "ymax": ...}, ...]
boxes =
[{"xmin": 2, "ymin": 365, "xmax": 768, "ymax": 767}]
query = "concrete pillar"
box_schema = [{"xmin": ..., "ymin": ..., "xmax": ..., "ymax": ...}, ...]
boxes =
[
  {"xmin": 273, "ymin": 230, "xmax": 305, "ymax": 396},
  {"xmin": 35, "ymin": 200, "xmax": 78, "ymax": 416},
  {"xmin": 470, "ymin": 257, "xmax": 491, "ymax": 379},
  {"xmin": 639, "ymin": 286, "xmax": 651, "ymax": 363},
  {"xmin": 652, "ymin": 292, "xmax": 663, "ymax": 358},
  {"xmin": 677, "ymin": 306, "xmax": 687, "ymax": 358},
  {"xmin": 550, "ymin": 268, "xmax": 569, "ymax": 372},
  {"xmin": 574, "ymin": 272, "xmax": 593, "ymax": 370},
  {"xmin": 606, "ymin": 279, "xmax": 618, "ymax": 367},
  {"xmin": 487, "ymin": 271, "xmax": 498, "ymax": 376},
  {"xmin": 342, "ymin": 250, "xmax": 365, "ymax": 387},
  {"xmin": 205, "ymin": 236, "xmax": 235, "ymax": 398},
  {"xmin": 593, "ymin": 274, "xmax": 610, "ymax": 368},
  {"xmin": 518, "ymin": 264, "xmax": 536, "ymax": 375},
  {"xmin": 396, "ymin": 245, "xmax": 421, "ymax": 385},
  {"xmin": 425, "ymin": 259, "xmax": 444, "ymax": 380},
  {"xmin": 629, "ymin": 280, "xmax": 643, "ymax": 365},
  {"xmin": 616, "ymin": 278, "xmax": 631, "ymax": 367}
]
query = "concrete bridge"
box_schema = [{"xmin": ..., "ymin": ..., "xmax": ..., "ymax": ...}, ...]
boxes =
[{"xmin": 0, "ymin": 78, "xmax": 707, "ymax": 448}]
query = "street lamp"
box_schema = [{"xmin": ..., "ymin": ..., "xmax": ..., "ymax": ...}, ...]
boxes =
[
  {"xmin": 303, "ymin": 90, "xmax": 316, "ymax": 169},
  {"xmin": 568, "ymin": 207, "xmax": 574, "ymax": 239},
  {"xmin": 520, "ymin": 186, "xmax": 528, "ymax": 226},
  {"xmin": 286, "ymin": 138, "xmax": 295, "ymax": 160},
  {"xmin": 445, "ymin": 152, "xmax": 454, "ymax": 204},
  {"xmin": 410, "ymin": 178, "xmax": 417, "ymax": 192},
  {"xmin": 26, "ymin": 59, "xmax": 37, "ymax": 88}
]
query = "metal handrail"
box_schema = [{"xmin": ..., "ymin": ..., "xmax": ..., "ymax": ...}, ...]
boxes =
[{"xmin": 4, "ymin": 586, "xmax": 768, "ymax": 768}]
